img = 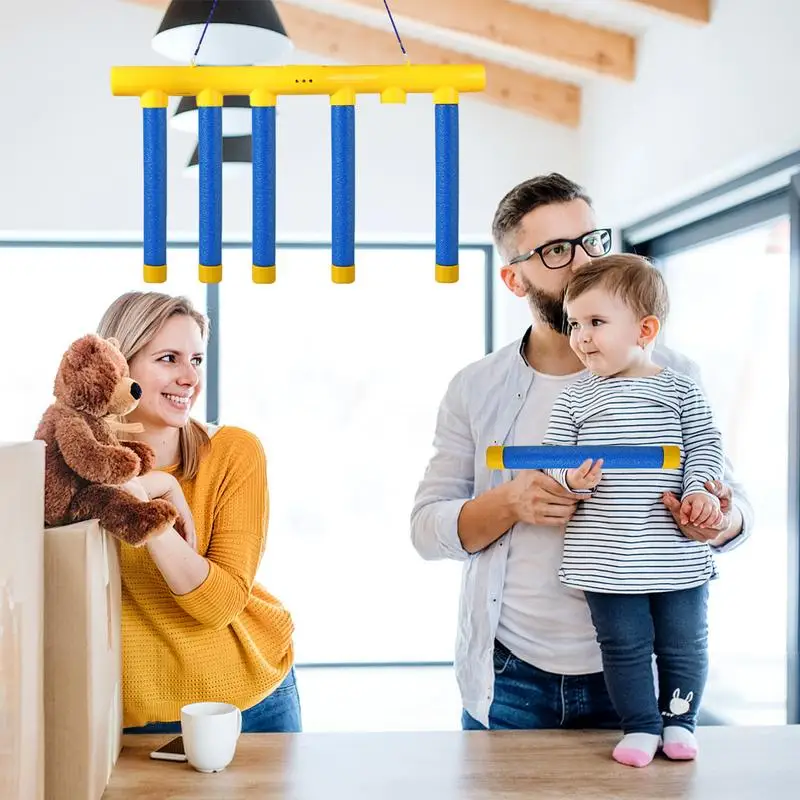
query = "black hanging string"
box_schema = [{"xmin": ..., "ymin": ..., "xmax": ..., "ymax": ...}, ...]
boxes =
[
  {"xmin": 191, "ymin": 0, "xmax": 220, "ymax": 65},
  {"xmin": 382, "ymin": 0, "xmax": 410, "ymax": 63}
]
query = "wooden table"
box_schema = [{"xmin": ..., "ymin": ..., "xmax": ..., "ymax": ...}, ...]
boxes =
[{"xmin": 104, "ymin": 727, "xmax": 800, "ymax": 799}]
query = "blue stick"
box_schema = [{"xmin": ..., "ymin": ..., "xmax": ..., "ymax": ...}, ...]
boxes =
[
  {"xmin": 142, "ymin": 106, "xmax": 167, "ymax": 281},
  {"xmin": 435, "ymin": 103, "xmax": 458, "ymax": 281},
  {"xmin": 331, "ymin": 103, "xmax": 355, "ymax": 281},
  {"xmin": 252, "ymin": 105, "xmax": 276, "ymax": 282},
  {"xmin": 199, "ymin": 104, "xmax": 222, "ymax": 281},
  {"xmin": 487, "ymin": 445, "xmax": 681, "ymax": 471}
]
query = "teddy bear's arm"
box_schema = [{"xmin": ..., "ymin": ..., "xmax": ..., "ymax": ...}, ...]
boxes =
[
  {"xmin": 121, "ymin": 440, "xmax": 156, "ymax": 475},
  {"xmin": 55, "ymin": 413, "xmax": 141, "ymax": 485}
]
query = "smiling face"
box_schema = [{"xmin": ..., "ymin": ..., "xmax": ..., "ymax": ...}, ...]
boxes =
[
  {"xmin": 566, "ymin": 287, "xmax": 658, "ymax": 377},
  {"xmin": 125, "ymin": 314, "xmax": 205, "ymax": 431}
]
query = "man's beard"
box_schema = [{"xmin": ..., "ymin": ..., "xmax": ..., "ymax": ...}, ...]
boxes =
[{"xmin": 520, "ymin": 275, "xmax": 568, "ymax": 334}]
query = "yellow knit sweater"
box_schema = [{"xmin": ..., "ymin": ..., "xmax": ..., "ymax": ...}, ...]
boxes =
[{"xmin": 120, "ymin": 425, "xmax": 294, "ymax": 728}]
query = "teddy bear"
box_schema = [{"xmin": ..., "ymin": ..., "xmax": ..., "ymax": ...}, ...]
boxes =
[{"xmin": 34, "ymin": 333, "xmax": 179, "ymax": 546}]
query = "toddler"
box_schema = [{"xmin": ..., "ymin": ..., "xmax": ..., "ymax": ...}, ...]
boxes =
[{"xmin": 542, "ymin": 253, "xmax": 724, "ymax": 767}]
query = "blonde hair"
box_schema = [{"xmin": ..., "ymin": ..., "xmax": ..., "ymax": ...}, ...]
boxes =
[
  {"xmin": 564, "ymin": 253, "xmax": 670, "ymax": 322},
  {"xmin": 97, "ymin": 291, "xmax": 211, "ymax": 480}
]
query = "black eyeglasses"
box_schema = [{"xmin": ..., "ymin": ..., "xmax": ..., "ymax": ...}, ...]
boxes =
[{"xmin": 507, "ymin": 228, "xmax": 613, "ymax": 270}]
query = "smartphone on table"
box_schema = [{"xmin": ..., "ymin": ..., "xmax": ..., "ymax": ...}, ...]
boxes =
[{"xmin": 149, "ymin": 735, "xmax": 188, "ymax": 762}]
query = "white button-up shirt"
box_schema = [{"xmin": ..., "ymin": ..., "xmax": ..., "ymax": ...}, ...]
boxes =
[{"xmin": 410, "ymin": 329, "xmax": 753, "ymax": 728}]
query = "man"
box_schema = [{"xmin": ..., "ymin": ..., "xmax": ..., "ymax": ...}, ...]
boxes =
[{"xmin": 410, "ymin": 173, "xmax": 752, "ymax": 731}]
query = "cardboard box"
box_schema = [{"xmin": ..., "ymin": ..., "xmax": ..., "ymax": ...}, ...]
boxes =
[
  {"xmin": 44, "ymin": 519, "xmax": 122, "ymax": 800},
  {"xmin": 0, "ymin": 441, "xmax": 46, "ymax": 800}
]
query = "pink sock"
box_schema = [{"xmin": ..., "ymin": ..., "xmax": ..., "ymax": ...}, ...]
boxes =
[
  {"xmin": 662, "ymin": 726, "xmax": 698, "ymax": 760},
  {"xmin": 612, "ymin": 733, "xmax": 660, "ymax": 767}
]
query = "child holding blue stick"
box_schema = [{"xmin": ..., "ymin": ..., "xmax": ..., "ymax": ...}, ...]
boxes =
[{"xmin": 541, "ymin": 253, "xmax": 725, "ymax": 767}]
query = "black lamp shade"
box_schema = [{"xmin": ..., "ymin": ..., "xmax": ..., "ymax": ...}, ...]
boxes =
[
  {"xmin": 153, "ymin": 1, "xmax": 293, "ymax": 65},
  {"xmin": 172, "ymin": 94, "xmax": 252, "ymax": 136}
]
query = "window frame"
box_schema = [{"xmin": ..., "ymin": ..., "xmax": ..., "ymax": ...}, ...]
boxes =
[
  {"xmin": 622, "ymin": 154, "xmax": 800, "ymax": 725},
  {"xmin": 0, "ymin": 236, "xmax": 494, "ymax": 669}
]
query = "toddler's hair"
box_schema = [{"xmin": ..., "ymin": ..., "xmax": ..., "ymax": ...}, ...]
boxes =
[{"xmin": 564, "ymin": 253, "xmax": 669, "ymax": 321}]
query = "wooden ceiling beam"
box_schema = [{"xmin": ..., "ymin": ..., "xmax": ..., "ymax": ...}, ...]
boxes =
[
  {"xmin": 626, "ymin": 0, "xmax": 710, "ymax": 23},
  {"xmin": 337, "ymin": 0, "xmax": 636, "ymax": 81},
  {"xmin": 277, "ymin": 4, "xmax": 580, "ymax": 127},
  {"xmin": 121, "ymin": 0, "xmax": 581, "ymax": 126}
]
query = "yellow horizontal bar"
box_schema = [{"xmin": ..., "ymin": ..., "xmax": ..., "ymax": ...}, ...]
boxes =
[{"xmin": 110, "ymin": 64, "xmax": 486, "ymax": 98}]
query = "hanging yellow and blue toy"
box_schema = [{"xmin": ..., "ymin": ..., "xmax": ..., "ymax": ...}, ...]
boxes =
[{"xmin": 110, "ymin": 1, "xmax": 485, "ymax": 285}]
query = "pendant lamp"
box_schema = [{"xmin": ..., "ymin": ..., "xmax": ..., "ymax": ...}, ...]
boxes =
[{"xmin": 152, "ymin": 0, "xmax": 294, "ymax": 65}]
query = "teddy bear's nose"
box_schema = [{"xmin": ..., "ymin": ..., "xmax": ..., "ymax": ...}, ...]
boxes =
[{"xmin": 130, "ymin": 382, "xmax": 142, "ymax": 400}]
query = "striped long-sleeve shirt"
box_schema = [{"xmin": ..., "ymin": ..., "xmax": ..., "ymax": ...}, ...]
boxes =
[{"xmin": 542, "ymin": 367, "xmax": 725, "ymax": 594}]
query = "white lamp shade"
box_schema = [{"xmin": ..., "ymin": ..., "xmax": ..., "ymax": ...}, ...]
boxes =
[{"xmin": 152, "ymin": 1, "xmax": 294, "ymax": 65}]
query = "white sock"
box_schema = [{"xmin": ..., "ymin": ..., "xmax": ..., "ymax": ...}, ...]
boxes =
[
  {"xmin": 662, "ymin": 726, "xmax": 698, "ymax": 760},
  {"xmin": 612, "ymin": 732, "xmax": 661, "ymax": 768}
]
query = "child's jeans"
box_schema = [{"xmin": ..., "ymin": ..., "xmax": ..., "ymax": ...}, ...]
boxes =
[{"xmin": 584, "ymin": 582, "xmax": 709, "ymax": 736}]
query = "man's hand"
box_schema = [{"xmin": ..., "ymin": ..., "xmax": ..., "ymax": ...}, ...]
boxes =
[
  {"xmin": 663, "ymin": 479, "xmax": 736, "ymax": 545},
  {"xmin": 566, "ymin": 458, "xmax": 603, "ymax": 492},
  {"xmin": 509, "ymin": 470, "xmax": 584, "ymax": 527}
]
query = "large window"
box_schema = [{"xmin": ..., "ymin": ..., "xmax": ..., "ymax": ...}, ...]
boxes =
[
  {"xmin": 629, "ymin": 196, "xmax": 794, "ymax": 726},
  {"xmin": 0, "ymin": 240, "xmax": 490, "ymax": 671},
  {"xmin": 217, "ymin": 245, "xmax": 490, "ymax": 664}
]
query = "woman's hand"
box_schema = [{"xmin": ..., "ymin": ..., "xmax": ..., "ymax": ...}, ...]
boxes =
[{"xmin": 123, "ymin": 472, "xmax": 197, "ymax": 551}]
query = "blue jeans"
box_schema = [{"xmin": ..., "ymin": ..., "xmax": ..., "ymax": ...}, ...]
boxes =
[
  {"xmin": 584, "ymin": 583, "xmax": 709, "ymax": 736},
  {"xmin": 123, "ymin": 667, "xmax": 302, "ymax": 734},
  {"xmin": 461, "ymin": 640, "xmax": 620, "ymax": 730}
]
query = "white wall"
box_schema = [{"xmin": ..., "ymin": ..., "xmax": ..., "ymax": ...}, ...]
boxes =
[
  {"xmin": 0, "ymin": 0, "xmax": 579, "ymax": 347},
  {"xmin": 580, "ymin": 0, "xmax": 800, "ymax": 228}
]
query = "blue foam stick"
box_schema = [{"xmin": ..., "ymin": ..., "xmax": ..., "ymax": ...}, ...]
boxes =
[
  {"xmin": 198, "ymin": 105, "xmax": 222, "ymax": 269},
  {"xmin": 142, "ymin": 107, "xmax": 166, "ymax": 269},
  {"xmin": 331, "ymin": 104, "xmax": 355, "ymax": 269},
  {"xmin": 435, "ymin": 103, "xmax": 458, "ymax": 268},
  {"xmin": 252, "ymin": 105, "xmax": 276, "ymax": 269},
  {"xmin": 486, "ymin": 445, "xmax": 681, "ymax": 471}
]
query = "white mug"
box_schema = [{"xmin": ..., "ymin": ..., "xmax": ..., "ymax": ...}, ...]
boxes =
[{"xmin": 180, "ymin": 702, "xmax": 242, "ymax": 773}]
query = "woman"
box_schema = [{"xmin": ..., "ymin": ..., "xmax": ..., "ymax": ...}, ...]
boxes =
[{"xmin": 97, "ymin": 290, "xmax": 301, "ymax": 734}]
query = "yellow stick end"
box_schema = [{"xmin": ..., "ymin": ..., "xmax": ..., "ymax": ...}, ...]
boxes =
[
  {"xmin": 331, "ymin": 88, "xmax": 356, "ymax": 106},
  {"xmin": 331, "ymin": 265, "xmax": 355, "ymax": 284},
  {"xmin": 143, "ymin": 264, "xmax": 167, "ymax": 283},
  {"xmin": 197, "ymin": 89, "xmax": 223, "ymax": 107},
  {"xmin": 252, "ymin": 265, "xmax": 276, "ymax": 284},
  {"xmin": 433, "ymin": 86, "xmax": 459, "ymax": 104},
  {"xmin": 250, "ymin": 89, "xmax": 277, "ymax": 107},
  {"xmin": 435, "ymin": 264, "xmax": 459, "ymax": 283},
  {"xmin": 140, "ymin": 90, "xmax": 168, "ymax": 108},
  {"xmin": 199, "ymin": 264, "xmax": 222, "ymax": 283},
  {"xmin": 486, "ymin": 446, "xmax": 505, "ymax": 470},
  {"xmin": 662, "ymin": 445, "xmax": 681, "ymax": 469}
]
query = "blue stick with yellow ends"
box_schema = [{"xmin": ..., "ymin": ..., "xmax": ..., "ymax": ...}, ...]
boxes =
[
  {"xmin": 434, "ymin": 90, "xmax": 459, "ymax": 284},
  {"xmin": 141, "ymin": 90, "xmax": 168, "ymax": 283},
  {"xmin": 486, "ymin": 445, "xmax": 682, "ymax": 471},
  {"xmin": 197, "ymin": 90, "xmax": 223, "ymax": 284},
  {"xmin": 331, "ymin": 89, "xmax": 356, "ymax": 284},
  {"xmin": 252, "ymin": 91, "xmax": 277, "ymax": 284}
]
